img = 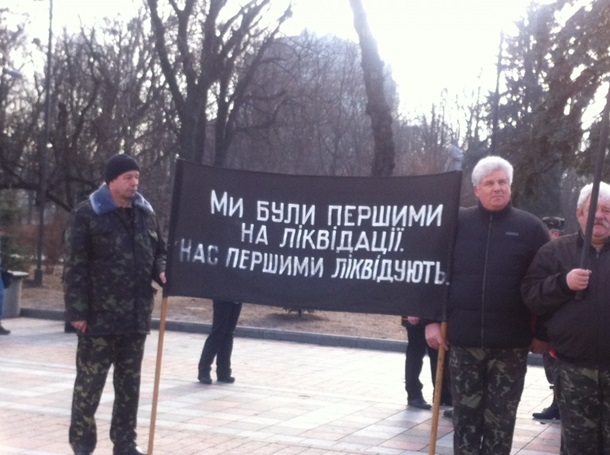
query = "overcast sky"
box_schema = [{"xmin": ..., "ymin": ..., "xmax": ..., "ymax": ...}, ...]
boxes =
[
  {"xmin": 16, "ymin": 0, "xmax": 546, "ymax": 116},
  {"xmin": 287, "ymin": 0, "xmax": 549, "ymax": 116}
]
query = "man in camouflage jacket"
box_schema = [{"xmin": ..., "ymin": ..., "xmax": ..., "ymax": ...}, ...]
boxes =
[{"xmin": 64, "ymin": 154, "xmax": 166, "ymax": 455}]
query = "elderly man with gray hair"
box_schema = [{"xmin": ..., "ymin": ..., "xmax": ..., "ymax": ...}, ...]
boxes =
[
  {"xmin": 426, "ymin": 155, "xmax": 549, "ymax": 455},
  {"xmin": 522, "ymin": 181, "xmax": 610, "ymax": 455}
]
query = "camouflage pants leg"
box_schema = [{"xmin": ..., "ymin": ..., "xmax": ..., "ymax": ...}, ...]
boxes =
[
  {"xmin": 109, "ymin": 334, "xmax": 146, "ymax": 453},
  {"xmin": 69, "ymin": 334, "xmax": 146, "ymax": 454},
  {"xmin": 557, "ymin": 360, "xmax": 610, "ymax": 455},
  {"xmin": 69, "ymin": 335, "xmax": 114, "ymax": 453},
  {"xmin": 449, "ymin": 346, "xmax": 528, "ymax": 455}
]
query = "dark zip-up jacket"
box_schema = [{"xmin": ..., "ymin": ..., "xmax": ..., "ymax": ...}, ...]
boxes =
[
  {"xmin": 64, "ymin": 184, "xmax": 167, "ymax": 336},
  {"xmin": 522, "ymin": 232, "xmax": 610, "ymax": 367},
  {"xmin": 447, "ymin": 203, "xmax": 549, "ymax": 348}
]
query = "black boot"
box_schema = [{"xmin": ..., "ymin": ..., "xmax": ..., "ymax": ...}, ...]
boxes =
[
  {"xmin": 532, "ymin": 401, "xmax": 560, "ymax": 420},
  {"xmin": 198, "ymin": 369, "xmax": 212, "ymax": 384},
  {"xmin": 217, "ymin": 371, "xmax": 235, "ymax": 383},
  {"xmin": 217, "ymin": 367, "xmax": 235, "ymax": 383}
]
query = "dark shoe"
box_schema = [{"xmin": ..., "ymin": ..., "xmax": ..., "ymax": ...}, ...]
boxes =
[
  {"xmin": 443, "ymin": 408, "xmax": 453, "ymax": 418},
  {"xmin": 114, "ymin": 445, "xmax": 146, "ymax": 455},
  {"xmin": 64, "ymin": 322, "xmax": 77, "ymax": 333},
  {"xmin": 532, "ymin": 403, "xmax": 560, "ymax": 420},
  {"xmin": 198, "ymin": 372, "xmax": 212, "ymax": 384},
  {"xmin": 75, "ymin": 452, "xmax": 92, "ymax": 455},
  {"xmin": 408, "ymin": 397, "xmax": 431, "ymax": 410},
  {"xmin": 0, "ymin": 324, "xmax": 10, "ymax": 335},
  {"xmin": 217, "ymin": 376, "xmax": 235, "ymax": 384}
]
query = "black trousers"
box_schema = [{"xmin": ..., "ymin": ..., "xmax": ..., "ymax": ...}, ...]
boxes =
[
  {"xmin": 404, "ymin": 321, "xmax": 451, "ymax": 404},
  {"xmin": 198, "ymin": 300, "xmax": 242, "ymax": 378}
]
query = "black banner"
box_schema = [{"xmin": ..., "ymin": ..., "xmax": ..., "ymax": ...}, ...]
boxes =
[{"xmin": 165, "ymin": 161, "xmax": 461, "ymax": 319}]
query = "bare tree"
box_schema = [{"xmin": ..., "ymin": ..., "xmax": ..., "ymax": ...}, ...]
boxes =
[
  {"xmin": 1, "ymin": 10, "xmax": 175, "ymax": 219},
  {"xmin": 0, "ymin": 9, "xmax": 38, "ymax": 194},
  {"xmin": 146, "ymin": 0, "xmax": 292, "ymax": 166},
  {"xmin": 229, "ymin": 32, "xmax": 395, "ymax": 176},
  {"xmin": 43, "ymin": 14, "xmax": 174, "ymax": 215},
  {"xmin": 348, "ymin": 0, "xmax": 395, "ymax": 177},
  {"xmin": 394, "ymin": 105, "xmax": 453, "ymax": 177}
]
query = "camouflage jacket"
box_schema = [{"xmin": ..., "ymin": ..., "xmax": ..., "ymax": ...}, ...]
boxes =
[{"xmin": 64, "ymin": 184, "xmax": 167, "ymax": 336}]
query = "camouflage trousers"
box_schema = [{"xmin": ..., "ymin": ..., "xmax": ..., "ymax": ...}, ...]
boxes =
[
  {"xmin": 449, "ymin": 346, "xmax": 528, "ymax": 455},
  {"xmin": 557, "ymin": 359, "xmax": 610, "ymax": 455},
  {"xmin": 69, "ymin": 333, "xmax": 147, "ymax": 454}
]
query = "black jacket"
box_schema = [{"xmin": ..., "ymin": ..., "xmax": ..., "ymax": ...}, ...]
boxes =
[
  {"xmin": 522, "ymin": 233, "xmax": 610, "ymax": 367},
  {"xmin": 447, "ymin": 203, "xmax": 549, "ymax": 348}
]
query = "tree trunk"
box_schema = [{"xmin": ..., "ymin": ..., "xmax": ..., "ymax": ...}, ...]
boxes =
[{"xmin": 349, "ymin": 0, "xmax": 395, "ymax": 177}]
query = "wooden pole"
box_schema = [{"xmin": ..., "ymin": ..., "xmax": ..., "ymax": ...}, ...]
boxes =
[
  {"xmin": 147, "ymin": 295, "xmax": 169, "ymax": 455},
  {"xmin": 428, "ymin": 322, "xmax": 448, "ymax": 455}
]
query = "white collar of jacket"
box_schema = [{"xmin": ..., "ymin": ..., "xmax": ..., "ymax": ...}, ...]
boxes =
[{"xmin": 89, "ymin": 183, "xmax": 154, "ymax": 215}]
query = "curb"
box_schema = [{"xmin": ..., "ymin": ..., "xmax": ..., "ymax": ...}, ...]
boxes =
[
  {"xmin": 18, "ymin": 307, "xmax": 544, "ymax": 365},
  {"xmin": 20, "ymin": 308, "xmax": 407, "ymax": 352}
]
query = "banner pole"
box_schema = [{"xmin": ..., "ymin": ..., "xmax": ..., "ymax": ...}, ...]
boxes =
[
  {"xmin": 147, "ymin": 295, "xmax": 169, "ymax": 455},
  {"xmin": 428, "ymin": 321, "xmax": 448, "ymax": 455},
  {"xmin": 579, "ymin": 81, "xmax": 610, "ymax": 271}
]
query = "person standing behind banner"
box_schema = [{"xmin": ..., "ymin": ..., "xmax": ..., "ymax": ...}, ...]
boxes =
[
  {"xmin": 198, "ymin": 300, "xmax": 242, "ymax": 384},
  {"xmin": 531, "ymin": 216, "xmax": 565, "ymax": 421},
  {"xmin": 425, "ymin": 155, "xmax": 549, "ymax": 455},
  {"xmin": 445, "ymin": 139, "xmax": 464, "ymax": 172},
  {"xmin": 64, "ymin": 154, "xmax": 167, "ymax": 455},
  {"xmin": 402, "ymin": 315, "xmax": 451, "ymax": 410},
  {"xmin": 522, "ymin": 182, "xmax": 610, "ymax": 455}
]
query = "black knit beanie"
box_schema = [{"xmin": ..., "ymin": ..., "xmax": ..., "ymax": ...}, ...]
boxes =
[{"xmin": 104, "ymin": 154, "xmax": 140, "ymax": 184}]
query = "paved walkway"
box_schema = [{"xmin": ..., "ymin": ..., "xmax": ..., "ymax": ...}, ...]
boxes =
[{"xmin": 0, "ymin": 317, "xmax": 560, "ymax": 455}]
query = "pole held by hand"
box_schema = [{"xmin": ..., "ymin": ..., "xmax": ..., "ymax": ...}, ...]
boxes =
[{"xmin": 577, "ymin": 81, "xmax": 610, "ymax": 301}]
